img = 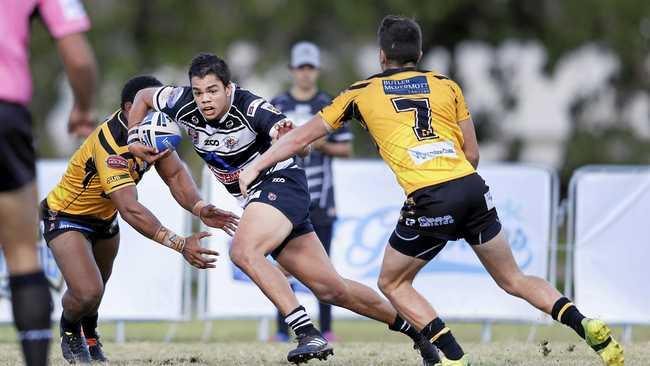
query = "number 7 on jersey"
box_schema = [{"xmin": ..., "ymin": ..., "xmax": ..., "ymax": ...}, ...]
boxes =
[{"xmin": 391, "ymin": 97, "xmax": 438, "ymax": 141}]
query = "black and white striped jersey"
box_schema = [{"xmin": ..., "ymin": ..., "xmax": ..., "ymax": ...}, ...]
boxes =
[{"xmin": 152, "ymin": 83, "xmax": 298, "ymax": 199}]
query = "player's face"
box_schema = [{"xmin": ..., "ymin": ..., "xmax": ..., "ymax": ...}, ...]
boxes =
[
  {"xmin": 191, "ymin": 74, "xmax": 232, "ymax": 121},
  {"xmin": 291, "ymin": 65, "xmax": 319, "ymax": 90}
]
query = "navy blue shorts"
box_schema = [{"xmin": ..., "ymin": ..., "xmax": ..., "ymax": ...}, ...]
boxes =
[
  {"xmin": 40, "ymin": 200, "xmax": 120, "ymax": 246},
  {"xmin": 247, "ymin": 168, "xmax": 314, "ymax": 259},
  {"xmin": 0, "ymin": 102, "xmax": 36, "ymax": 191},
  {"xmin": 389, "ymin": 173, "xmax": 502, "ymax": 261}
]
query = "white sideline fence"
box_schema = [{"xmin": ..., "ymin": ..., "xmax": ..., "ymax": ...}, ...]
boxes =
[
  {"xmin": 566, "ymin": 165, "xmax": 650, "ymax": 343},
  {"xmin": 0, "ymin": 160, "xmax": 192, "ymax": 341},
  {"xmin": 1, "ymin": 160, "xmax": 646, "ymax": 344},
  {"xmin": 198, "ymin": 161, "xmax": 560, "ymax": 341}
]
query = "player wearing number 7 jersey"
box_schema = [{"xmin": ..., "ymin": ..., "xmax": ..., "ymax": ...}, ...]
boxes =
[{"xmin": 239, "ymin": 15, "xmax": 624, "ymax": 366}]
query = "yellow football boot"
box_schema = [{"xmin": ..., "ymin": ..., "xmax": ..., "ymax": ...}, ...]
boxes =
[
  {"xmin": 583, "ymin": 318, "xmax": 624, "ymax": 366},
  {"xmin": 435, "ymin": 355, "xmax": 470, "ymax": 366}
]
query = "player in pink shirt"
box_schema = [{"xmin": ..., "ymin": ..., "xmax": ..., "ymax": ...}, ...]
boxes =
[{"xmin": 0, "ymin": 1, "xmax": 98, "ymax": 365}]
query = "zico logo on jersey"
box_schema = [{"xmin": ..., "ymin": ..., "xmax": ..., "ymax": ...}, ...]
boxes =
[
  {"xmin": 383, "ymin": 76, "xmax": 430, "ymax": 95},
  {"xmin": 106, "ymin": 155, "xmax": 129, "ymax": 169}
]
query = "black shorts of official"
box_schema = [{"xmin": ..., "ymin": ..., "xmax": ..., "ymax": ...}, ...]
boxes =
[
  {"xmin": 0, "ymin": 102, "xmax": 36, "ymax": 191},
  {"xmin": 389, "ymin": 173, "xmax": 502, "ymax": 261},
  {"xmin": 40, "ymin": 200, "xmax": 120, "ymax": 246},
  {"xmin": 247, "ymin": 168, "xmax": 314, "ymax": 259}
]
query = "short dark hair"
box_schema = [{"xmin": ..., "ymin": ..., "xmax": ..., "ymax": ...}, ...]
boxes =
[
  {"xmin": 121, "ymin": 75, "xmax": 162, "ymax": 110},
  {"xmin": 188, "ymin": 53, "xmax": 231, "ymax": 86},
  {"xmin": 377, "ymin": 15, "xmax": 422, "ymax": 65}
]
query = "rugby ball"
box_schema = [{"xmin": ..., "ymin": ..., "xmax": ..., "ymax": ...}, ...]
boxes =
[{"xmin": 138, "ymin": 111, "xmax": 182, "ymax": 152}]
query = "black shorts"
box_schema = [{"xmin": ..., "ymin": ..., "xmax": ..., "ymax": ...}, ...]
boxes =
[
  {"xmin": 389, "ymin": 173, "xmax": 502, "ymax": 261},
  {"xmin": 0, "ymin": 102, "xmax": 36, "ymax": 191},
  {"xmin": 247, "ymin": 168, "xmax": 314, "ymax": 259},
  {"xmin": 40, "ymin": 200, "xmax": 120, "ymax": 245}
]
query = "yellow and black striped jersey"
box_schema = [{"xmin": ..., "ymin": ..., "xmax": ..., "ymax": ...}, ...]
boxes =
[
  {"xmin": 319, "ymin": 67, "xmax": 475, "ymax": 195},
  {"xmin": 46, "ymin": 110, "xmax": 150, "ymax": 221}
]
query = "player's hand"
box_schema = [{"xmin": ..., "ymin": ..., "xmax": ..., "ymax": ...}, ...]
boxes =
[
  {"xmin": 199, "ymin": 205, "xmax": 239, "ymax": 236},
  {"xmin": 182, "ymin": 231, "xmax": 219, "ymax": 269},
  {"xmin": 68, "ymin": 103, "xmax": 96, "ymax": 138},
  {"xmin": 271, "ymin": 120, "xmax": 294, "ymax": 143},
  {"xmin": 238, "ymin": 165, "xmax": 261, "ymax": 199},
  {"xmin": 128, "ymin": 142, "xmax": 171, "ymax": 164}
]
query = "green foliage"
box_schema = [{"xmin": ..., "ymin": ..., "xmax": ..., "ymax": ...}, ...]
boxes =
[{"xmin": 28, "ymin": 0, "xmax": 650, "ymax": 185}]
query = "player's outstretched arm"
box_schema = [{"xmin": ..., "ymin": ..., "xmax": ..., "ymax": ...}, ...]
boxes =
[
  {"xmin": 239, "ymin": 115, "xmax": 329, "ymax": 196},
  {"xmin": 155, "ymin": 152, "xmax": 239, "ymax": 236},
  {"xmin": 109, "ymin": 185, "xmax": 219, "ymax": 269},
  {"xmin": 271, "ymin": 120, "xmax": 312, "ymax": 157},
  {"xmin": 458, "ymin": 118, "xmax": 480, "ymax": 169},
  {"xmin": 57, "ymin": 32, "xmax": 98, "ymax": 138},
  {"xmin": 127, "ymin": 88, "xmax": 170, "ymax": 164}
]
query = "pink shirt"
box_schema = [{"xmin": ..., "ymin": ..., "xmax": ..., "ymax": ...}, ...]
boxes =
[{"xmin": 0, "ymin": 0, "xmax": 90, "ymax": 106}]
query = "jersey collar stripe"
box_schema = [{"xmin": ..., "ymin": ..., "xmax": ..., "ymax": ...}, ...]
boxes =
[{"xmin": 98, "ymin": 130, "xmax": 117, "ymax": 155}]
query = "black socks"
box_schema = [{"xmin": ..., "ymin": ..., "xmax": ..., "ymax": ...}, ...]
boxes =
[
  {"xmin": 81, "ymin": 313, "xmax": 99, "ymax": 339},
  {"xmin": 422, "ymin": 317, "xmax": 464, "ymax": 361},
  {"xmin": 285, "ymin": 305, "xmax": 318, "ymax": 337},
  {"xmin": 9, "ymin": 271, "xmax": 53, "ymax": 366},
  {"xmin": 551, "ymin": 297, "xmax": 586, "ymax": 339}
]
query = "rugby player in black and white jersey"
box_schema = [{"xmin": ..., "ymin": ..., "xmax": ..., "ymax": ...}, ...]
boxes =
[{"xmin": 126, "ymin": 53, "xmax": 441, "ymax": 365}]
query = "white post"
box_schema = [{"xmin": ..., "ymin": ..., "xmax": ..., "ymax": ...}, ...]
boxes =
[
  {"xmin": 164, "ymin": 322, "xmax": 178, "ymax": 343},
  {"xmin": 622, "ymin": 325, "xmax": 633, "ymax": 344},
  {"xmin": 201, "ymin": 320, "xmax": 213, "ymax": 342},
  {"xmin": 526, "ymin": 324, "xmax": 538, "ymax": 343},
  {"xmin": 480, "ymin": 321, "xmax": 492, "ymax": 343},
  {"xmin": 115, "ymin": 321, "xmax": 126, "ymax": 344},
  {"xmin": 257, "ymin": 316, "xmax": 270, "ymax": 342}
]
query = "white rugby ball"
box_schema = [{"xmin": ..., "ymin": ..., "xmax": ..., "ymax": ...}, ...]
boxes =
[{"xmin": 138, "ymin": 111, "xmax": 182, "ymax": 152}]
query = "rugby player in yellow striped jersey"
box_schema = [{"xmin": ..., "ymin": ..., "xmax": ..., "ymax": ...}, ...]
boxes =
[
  {"xmin": 239, "ymin": 15, "xmax": 623, "ymax": 366},
  {"xmin": 42, "ymin": 76, "xmax": 238, "ymax": 364}
]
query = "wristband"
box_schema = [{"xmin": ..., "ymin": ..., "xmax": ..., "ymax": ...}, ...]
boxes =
[
  {"xmin": 192, "ymin": 200, "xmax": 208, "ymax": 218},
  {"xmin": 153, "ymin": 226, "xmax": 185, "ymax": 253},
  {"xmin": 127, "ymin": 127, "xmax": 140, "ymax": 145}
]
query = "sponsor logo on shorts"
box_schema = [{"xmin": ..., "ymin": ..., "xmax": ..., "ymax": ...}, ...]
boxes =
[
  {"xmin": 382, "ymin": 76, "xmax": 430, "ymax": 95},
  {"xmin": 268, "ymin": 192, "xmax": 277, "ymax": 201},
  {"xmin": 272, "ymin": 177, "xmax": 286, "ymax": 183},
  {"xmin": 407, "ymin": 141, "xmax": 457, "ymax": 165},
  {"xmin": 484, "ymin": 191, "xmax": 495, "ymax": 210},
  {"xmin": 106, "ymin": 173, "xmax": 130, "ymax": 184},
  {"xmin": 106, "ymin": 155, "xmax": 129, "ymax": 169},
  {"xmin": 204, "ymin": 139, "xmax": 220, "ymax": 146},
  {"xmin": 418, "ymin": 215, "xmax": 454, "ymax": 227}
]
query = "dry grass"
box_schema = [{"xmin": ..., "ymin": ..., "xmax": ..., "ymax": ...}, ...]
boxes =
[{"xmin": 0, "ymin": 341, "xmax": 647, "ymax": 365}]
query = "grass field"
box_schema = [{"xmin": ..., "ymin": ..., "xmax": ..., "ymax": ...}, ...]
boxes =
[{"xmin": 0, "ymin": 320, "xmax": 647, "ymax": 365}]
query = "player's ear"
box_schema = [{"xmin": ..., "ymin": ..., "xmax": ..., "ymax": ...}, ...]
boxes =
[
  {"xmin": 123, "ymin": 101, "xmax": 133, "ymax": 115},
  {"xmin": 225, "ymin": 83, "xmax": 233, "ymax": 97},
  {"xmin": 379, "ymin": 49, "xmax": 387, "ymax": 68}
]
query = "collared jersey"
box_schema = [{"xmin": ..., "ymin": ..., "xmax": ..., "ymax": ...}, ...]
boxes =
[
  {"xmin": 152, "ymin": 83, "xmax": 297, "ymax": 199},
  {"xmin": 46, "ymin": 110, "xmax": 150, "ymax": 220},
  {"xmin": 319, "ymin": 67, "xmax": 475, "ymax": 196},
  {"xmin": 271, "ymin": 91, "xmax": 353, "ymax": 212},
  {"xmin": 0, "ymin": 0, "xmax": 90, "ymax": 105}
]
